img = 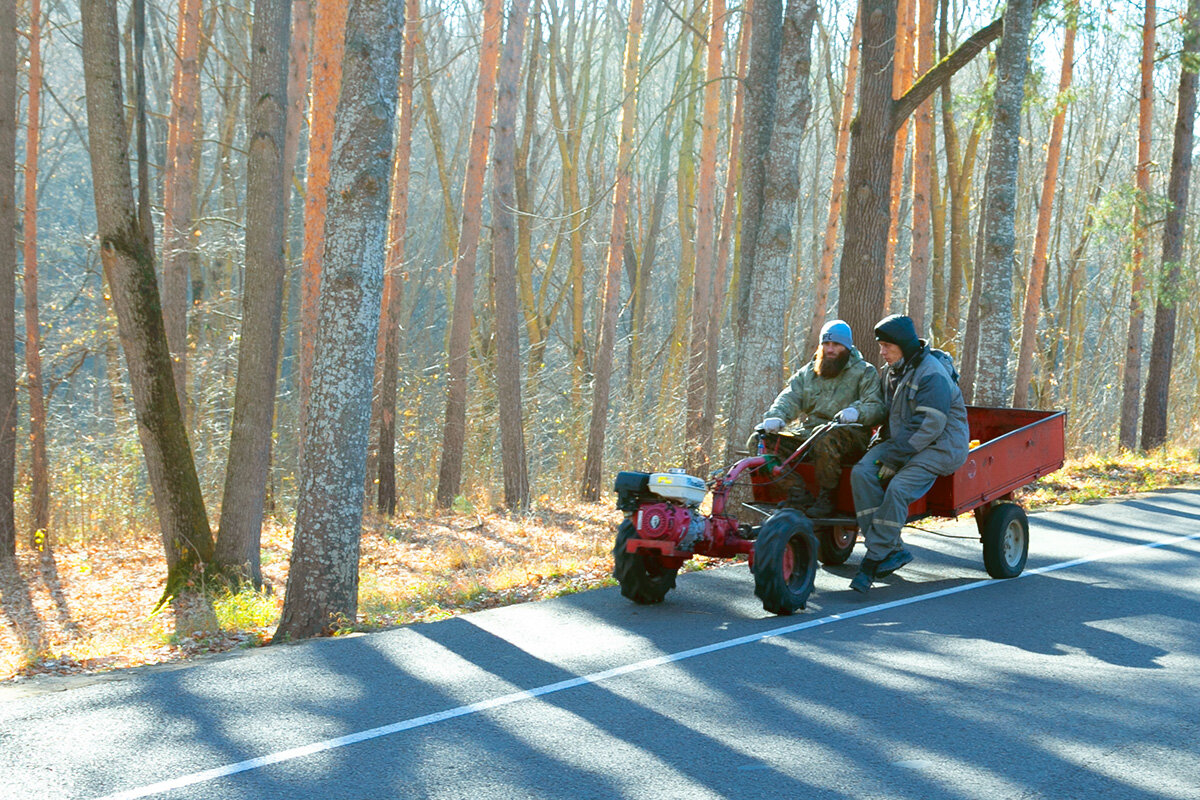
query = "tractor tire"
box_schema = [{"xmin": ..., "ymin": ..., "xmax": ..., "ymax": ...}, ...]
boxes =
[
  {"xmin": 816, "ymin": 525, "xmax": 856, "ymax": 565},
  {"xmin": 752, "ymin": 509, "xmax": 820, "ymax": 615},
  {"xmin": 613, "ymin": 519, "xmax": 678, "ymax": 604},
  {"xmin": 981, "ymin": 502, "xmax": 1029, "ymax": 579}
]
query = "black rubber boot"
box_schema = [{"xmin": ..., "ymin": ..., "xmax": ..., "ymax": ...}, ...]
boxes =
[
  {"xmin": 805, "ymin": 489, "xmax": 836, "ymax": 519},
  {"xmin": 850, "ymin": 558, "xmax": 880, "ymax": 594}
]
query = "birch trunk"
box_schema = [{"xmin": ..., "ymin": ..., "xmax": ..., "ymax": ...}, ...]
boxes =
[
  {"xmin": 972, "ymin": 0, "xmax": 1033, "ymax": 406},
  {"xmin": 276, "ymin": 0, "xmax": 403, "ymax": 640}
]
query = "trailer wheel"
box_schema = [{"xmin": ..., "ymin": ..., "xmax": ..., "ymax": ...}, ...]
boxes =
[
  {"xmin": 816, "ymin": 525, "xmax": 856, "ymax": 565},
  {"xmin": 981, "ymin": 503, "xmax": 1029, "ymax": 579},
  {"xmin": 613, "ymin": 520, "xmax": 678, "ymax": 604},
  {"xmin": 753, "ymin": 509, "xmax": 819, "ymax": 615}
]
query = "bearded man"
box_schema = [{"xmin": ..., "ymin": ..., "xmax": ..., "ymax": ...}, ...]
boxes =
[{"xmin": 758, "ymin": 320, "xmax": 885, "ymax": 518}]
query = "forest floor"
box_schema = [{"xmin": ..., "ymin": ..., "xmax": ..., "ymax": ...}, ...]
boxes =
[{"xmin": 3, "ymin": 448, "xmax": 1200, "ymax": 686}]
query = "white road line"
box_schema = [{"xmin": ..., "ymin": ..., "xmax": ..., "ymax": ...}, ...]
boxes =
[{"xmin": 95, "ymin": 527, "xmax": 1200, "ymax": 800}]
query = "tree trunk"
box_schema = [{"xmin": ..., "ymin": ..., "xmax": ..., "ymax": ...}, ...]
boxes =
[
  {"xmin": 884, "ymin": 0, "xmax": 913, "ymax": 305},
  {"xmin": 436, "ymin": 0, "xmax": 504, "ymax": 508},
  {"xmin": 1120, "ymin": 0, "xmax": 1156, "ymax": 449},
  {"xmin": 727, "ymin": 0, "xmax": 817, "ymax": 451},
  {"xmin": 1014, "ymin": 5, "xmax": 1075, "ymax": 408},
  {"xmin": 906, "ymin": 0, "xmax": 934, "ymax": 332},
  {"xmin": 0, "ymin": 0, "xmax": 16, "ymax": 563},
  {"xmin": 23, "ymin": 0, "xmax": 50, "ymax": 555},
  {"xmin": 298, "ymin": 0, "xmax": 349, "ymax": 461},
  {"xmin": 376, "ymin": 0, "xmax": 420, "ymax": 516},
  {"xmin": 491, "ymin": 0, "xmax": 532, "ymax": 509},
  {"xmin": 808, "ymin": 4, "xmax": 859, "ymax": 354},
  {"xmin": 1142, "ymin": 0, "xmax": 1199, "ymax": 450},
  {"xmin": 708, "ymin": 0, "xmax": 753, "ymax": 439},
  {"xmin": 723, "ymin": 0, "xmax": 781, "ymax": 461},
  {"xmin": 971, "ymin": 0, "xmax": 1033, "ymax": 407},
  {"xmin": 685, "ymin": 0, "xmax": 727, "ymax": 471},
  {"xmin": 161, "ymin": 0, "xmax": 203, "ymax": 412},
  {"xmin": 581, "ymin": 0, "xmax": 644, "ymax": 501},
  {"xmin": 731, "ymin": 0, "xmax": 782, "ymax": 343},
  {"xmin": 81, "ymin": 0, "xmax": 214, "ymax": 625},
  {"xmin": 213, "ymin": 0, "xmax": 292, "ymax": 589},
  {"xmin": 275, "ymin": 0, "xmax": 403, "ymax": 641},
  {"xmin": 838, "ymin": 0, "xmax": 1006, "ymax": 357}
]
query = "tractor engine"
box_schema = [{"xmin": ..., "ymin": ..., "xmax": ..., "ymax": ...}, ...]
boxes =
[{"xmin": 615, "ymin": 469, "xmax": 710, "ymax": 552}]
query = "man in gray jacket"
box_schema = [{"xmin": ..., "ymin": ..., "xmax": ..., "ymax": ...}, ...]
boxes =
[
  {"xmin": 849, "ymin": 314, "xmax": 969, "ymax": 593},
  {"xmin": 759, "ymin": 320, "xmax": 885, "ymax": 518}
]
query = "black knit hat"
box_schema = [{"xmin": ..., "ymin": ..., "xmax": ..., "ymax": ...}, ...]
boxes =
[{"xmin": 874, "ymin": 314, "xmax": 920, "ymax": 360}]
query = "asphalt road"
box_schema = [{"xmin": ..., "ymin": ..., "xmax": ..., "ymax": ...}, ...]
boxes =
[{"xmin": 3, "ymin": 489, "xmax": 1200, "ymax": 800}]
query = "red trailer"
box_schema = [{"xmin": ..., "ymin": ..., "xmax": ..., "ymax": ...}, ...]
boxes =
[{"xmin": 612, "ymin": 406, "xmax": 1065, "ymax": 615}]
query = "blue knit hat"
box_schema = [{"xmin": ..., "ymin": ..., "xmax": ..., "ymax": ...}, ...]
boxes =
[{"xmin": 819, "ymin": 319, "xmax": 854, "ymax": 350}]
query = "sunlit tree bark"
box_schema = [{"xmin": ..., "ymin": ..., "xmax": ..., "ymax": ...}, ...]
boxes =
[
  {"xmin": 23, "ymin": 0, "xmax": 50, "ymax": 555},
  {"xmin": 685, "ymin": 0, "xmax": 727, "ymax": 471},
  {"xmin": 161, "ymin": 0, "xmax": 203, "ymax": 411},
  {"xmin": 214, "ymin": 0, "xmax": 292, "ymax": 588},
  {"xmin": 276, "ymin": 0, "xmax": 403, "ymax": 641},
  {"xmin": 81, "ymin": 0, "xmax": 214, "ymax": 628},
  {"xmin": 436, "ymin": 0, "xmax": 504, "ymax": 508}
]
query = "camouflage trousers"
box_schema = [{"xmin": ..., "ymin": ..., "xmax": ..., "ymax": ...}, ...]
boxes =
[{"xmin": 805, "ymin": 425, "xmax": 871, "ymax": 490}]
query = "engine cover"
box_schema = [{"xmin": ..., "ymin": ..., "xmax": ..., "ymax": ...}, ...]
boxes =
[{"xmin": 635, "ymin": 502, "xmax": 691, "ymax": 541}]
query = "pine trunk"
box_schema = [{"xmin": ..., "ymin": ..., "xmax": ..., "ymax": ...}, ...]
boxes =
[
  {"xmin": 436, "ymin": 0, "xmax": 504, "ymax": 508},
  {"xmin": 161, "ymin": 0, "xmax": 203, "ymax": 411},
  {"xmin": 23, "ymin": 0, "xmax": 50, "ymax": 554},
  {"xmin": 907, "ymin": 0, "xmax": 934, "ymax": 332}
]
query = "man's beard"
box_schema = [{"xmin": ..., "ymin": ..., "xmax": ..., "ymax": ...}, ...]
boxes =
[{"xmin": 815, "ymin": 347, "xmax": 851, "ymax": 377}]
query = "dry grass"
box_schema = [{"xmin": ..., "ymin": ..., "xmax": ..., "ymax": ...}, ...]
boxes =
[
  {"xmin": 2, "ymin": 447, "xmax": 1198, "ymax": 684},
  {"xmin": 0, "ymin": 502, "xmax": 623, "ymax": 683}
]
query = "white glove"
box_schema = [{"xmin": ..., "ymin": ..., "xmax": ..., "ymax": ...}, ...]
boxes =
[
  {"xmin": 761, "ymin": 417, "xmax": 786, "ymax": 433},
  {"xmin": 835, "ymin": 406, "xmax": 859, "ymax": 424}
]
